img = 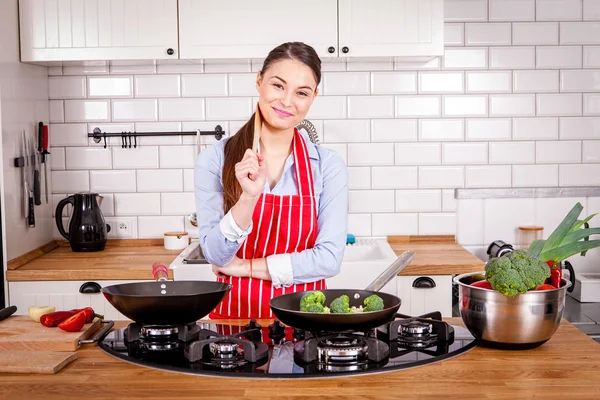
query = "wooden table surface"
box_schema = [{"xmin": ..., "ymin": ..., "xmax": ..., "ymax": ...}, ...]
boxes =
[{"xmin": 0, "ymin": 318, "xmax": 598, "ymax": 400}]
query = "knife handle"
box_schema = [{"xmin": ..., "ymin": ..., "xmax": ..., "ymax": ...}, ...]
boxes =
[
  {"xmin": 28, "ymin": 193, "xmax": 35, "ymax": 227},
  {"xmin": 0, "ymin": 306, "xmax": 17, "ymax": 321},
  {"xmin": 34, "ymin": 169, "xmax": 41, "ymax": 206}
]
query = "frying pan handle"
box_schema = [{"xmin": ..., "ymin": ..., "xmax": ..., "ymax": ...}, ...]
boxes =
[
  {"xmin": 364, "ymin": 250, "xmax": 415, "ymax": 292},
  {"xmin": 78, "ymin": 320, "xmax": 115, "ymax": 346},
  {"xmin": 152, "ymin": 263, "xmax": 169, "ymax": 281}
]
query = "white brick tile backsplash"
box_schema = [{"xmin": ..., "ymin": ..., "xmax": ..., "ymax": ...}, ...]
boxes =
[
  {"xmin": 135, "ymin": 75, "xmax": 181, "ymax": 98},
  {"xmin": 584, "ymin": 94, "xmax": 600, "ymax": 115},
  {"xmin": 372, "ymin": 213, "xmax": 418, "ymax": 235},
  {"xmin": 536, "ymin": 141, "xmax": 582, "ymax": 163},
  {"xmin": 372, "ymin": 166, "xmax": 418, "ymax": 189},
  {"xmin": 115, "ymin": 193, "xmax": 160, "ymax": 215},
  {"xmin": 465, "ymin": 23, "xmax": 512, "ymax": 46},
  {"xmin": 490, "ymin": 94, "xmax": 536, "ymax": 116},
  {"xmin": 159, "ymin": 98, "xmax": 205, "ymax": 121},
  {"xmin": 113, "ymin": 147, "xmax": 159, "ymax": 169},
  {"xmin": 419, "ymin": 213, "xmax": 457, "ymax": 235},
  {"xmin": 52, "ymin": 171, "xmax": 89, "ymax": 193},
  {"xmin": 561, "ymin": 22, "xmax": 600, "ymax": 44},
  {"xmin": 395, "ymin": 143, "xmax": 441, "ymax": 165},
  {"xmin": 457, "ymin": 199, "xmax": 484, "ymax": 245},
  {"xmin": 346, "ymin": 59, "xmax": 394, "ymax": 72},
  {"xmin": 559, "ymin": 164, "xmax": 600, "ymax": 185},
  {"xmin": 561, "ymin": 70, "xmax": 600, "ymax": 92},
  {"xmin": 513, "ymin": 70, "xmax": 559, "ymax": 93},
  {"xmin": 483, "ymin": 198, "xmax": 535, "ymax": 245},
  {"xmin": 466, "ymin": 118, "xmax": 512, "ymax": 140},
  {"xmin": 513, "ymin": 117, "xmax": 559, "ymax": 140},
  {"xmin": 537, "ymin": 0, "xmax": 583, "ymax": 21},
  {"xmin": 109, "ymin": 60, "xmax": 156, "ymax": 75},
  {"xmin": 370, "ymin": 72, "xmax": 417, "ymax": 94},
  {"xmin": 162, "ymin": 193, "xmax": 196, "ymax": 215},
  {"xmin": 347, "ymin": 96, "xmax": 394, "ymax": 118},
  {"xmin": 64, "ymin": 100, "xmax": 109, "ymax": 122},
  {"xmin": 348, "ymin": 167, "xmax": 371, "ymax": 189},
  {"xmin": 513, "ymin": 164, "xmax": 559, "ymax": 186},
  {"xmin": 583, "ymin": 140, "xmax": 600, "ymax": 162},
  {"xmin": 584, "ymin": 46, "xmax": 600, "ymax": 67},
  {"xmin": 112, "ymin": 99, "xmax": 158, "ymax": 122},
  {"xmin": 512, "ymin": 22, "xmax": 558, "ymax": 45},
  {"xmin": 204, "ymin": 61, "xmax": 251, "ymax": 73},
  {"xmin": 489, "ymin": 47, "xmax": 536, "ymax": 69},
  {"xmin": 306, "ymin": 96, "xmax": 346, "ymax": 119},
  {"xmin": 419, "ymin": 119, "xmax": 464, "ymax": 141},
  {"xmin": 466, "ymin": 71, "xmax": 511, "ymax": 93},
  {"xmin": 442, "ymin": 48, "xmax": 488, "ymax": 69},
  {"xmin": 444, "ymin": 0, "xmax": 488, "ymax": 22},
  {"xmin": 323, "ymin": 120, "xmax": 370, "ymax": 143},
  {"xmin": 489, "ymin": 141, "xmax": 535, "ymax": 164},
  {"xmin": 536, "ymin": 46, "xmax": 583, "ymax": 69},
  {"xmin": 443, "ymin": 143, "xmax": 488, "ymax": 164},
  {"xmin": 157, "ymin": 60, "xmax": 204, "ymax": 74},
  {"xmin": 320, "ymin": 144, "xmax": 347, "ymax": 165},
  {"xmin": 228, "ymin": 74, "xmax": 256, "ymax": 97},
  {"xmin": 183, "ymin": 169, "xmax": 194, "ymax": 192},
  {"xmin": 396, "ymin": 190, "xmax": 441, "ymax": 212},
  {"xmin": 371, "ymin": 119, "xmax": 417, "ymax": 142},
  {"xmin": 49, "ymin": 76, "xmax": 86, "ymax": 99},
  {"xmin": 138, "ymin": 216, "xmax": 184, "ymax": 238},
  {"xmin": 49, "ymin": 100, "xmax": 64, "ymax": 123},
  {"xmin": 418, "ymin": 72, "xmax": 464, "ymax": 94},
  {"xmin": 394, "ymin": 58, "xmax": 441, "ymax": 70},
  {"xmin": 442, "ymin": 189, "xmax": 457, "ymax": 212},
  {"xmin": 466, "ymin": 165, "xmax": 512, "ymax": 187},
  {"xmin": 90, "ymin": 170, "xmax": 136, "ymax": 192},
  {"xmin": 49, "ymin": 124, "xmax": 88, "ymax": 146},
  {"xmin": 489, "ymin": 0, "xmax": 535, "ymax": 21},
  {"xmin": 324, "ymin": 72, "xmax": 370, "ymax": 95},
  {"xmin": 63, "ymin": 63, "xmax": 108, "ymax": 76},
  {"xmin": 159, "ymin": 146, "xmax": 197, "ymax": 168},
  {"xmin": 443, "ymin": 95, "xmax": 487, "ymax": 117},
  {"xmin": 137, "ymin": 169, "xmax": 183, "ymax": 192},
  {"xmin": 88, "ymin": 76, "xmax": 133, "ymax": 98},
  {"xmin": 182, "ymin": 74, "xmax": 227, "ymax": 97},
  {"xmin": 584, "ymin": 0, "xmax": 600, "ymax": 20},
  {"xmin": 50, "ymin": 147, "xmax": 65, "ymax": 170},
  {"xmin": 349, "ymin": 190, "xmax": 395, "ymax": 213},
  {"xmin": 348, "ymin": 143, "xmax": 394, "ymax": 166},
  {"xmin": 537, "ymin": 94, "xmax": 583, "ymax": 116},
  {"xmin": 419, "ymin": 166, "xmax": 465, "ymax": 188},
  {"xmin": 396, "ymin": 96, "xmax": 441, "ymax": 117},
  {"xmin": 445, "ymin": 23, "xmax": 465, "ymax": 46},
  {"xmin": 48, "ymin": 66, "xmax": 63, "ymax": 76},
  {"xmin": 348, "ymin": 214, "xmax": 372, "ymax": 237},
  {"xmin": 560, "ymin": 117, "xmax": 600, "ymax": 139},
  {"xmin": 66, "ymin": 148, "xmax": 112, "ymax": 169}
]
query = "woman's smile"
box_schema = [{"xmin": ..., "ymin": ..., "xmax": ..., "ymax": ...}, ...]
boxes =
[{"xmin": 272, "ymin": 106, "xmax": 294, "ymax": 118}]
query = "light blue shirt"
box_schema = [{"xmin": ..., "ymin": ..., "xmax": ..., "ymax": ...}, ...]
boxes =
[{"xmin": 194, "ymin": 131, "xmax": 348, "ymax": 286}]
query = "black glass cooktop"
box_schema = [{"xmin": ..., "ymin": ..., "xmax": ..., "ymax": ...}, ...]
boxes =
[{"xmin": 97, "ymin": 313, "xmax": 477, "ymax": 379}]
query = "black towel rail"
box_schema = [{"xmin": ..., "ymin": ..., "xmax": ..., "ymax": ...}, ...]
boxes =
[{"xmin": 89, "ymin": 125, "xmax": 225, "ymax": 148}]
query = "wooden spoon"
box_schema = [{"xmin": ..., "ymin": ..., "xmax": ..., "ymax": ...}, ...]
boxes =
[{"xmin": 253, "ymin": 103, "xmax": 262, "ymax": 152}]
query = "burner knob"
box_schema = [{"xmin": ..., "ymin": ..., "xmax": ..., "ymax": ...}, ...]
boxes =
[
  {"xmin": 268, "ymin": 319, "xmax": 286, "ymax": 344},
  {"xmin": 293, "ymin": 327, "xmax": 305, "ymax": 342},
  {"xmin": 244, "ymin": 318, "xmax": 262, "ymax": 331}
]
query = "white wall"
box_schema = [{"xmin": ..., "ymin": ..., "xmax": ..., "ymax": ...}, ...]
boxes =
[{"xmin": 0, "ymin": 0, "xmax": 52, "ymax": 262}]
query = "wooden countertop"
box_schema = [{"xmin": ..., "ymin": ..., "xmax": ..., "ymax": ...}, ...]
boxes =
[{"xmin": 0, "ymin": 318, "xmax": 598, "ymax": 399}]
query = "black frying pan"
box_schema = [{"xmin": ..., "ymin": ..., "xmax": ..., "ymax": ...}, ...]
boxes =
[
  {"xmin": 102, "ymin": 281, "xmax": 231, "ymax": 325},
  {"xmin": 269, "ymin": 250, "xmax": 414, "ymax": 332}
]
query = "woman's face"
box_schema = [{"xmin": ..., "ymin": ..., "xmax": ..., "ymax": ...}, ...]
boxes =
[{"xmin": 256, "ymin": 58, "xmax": 318, "ymax": 132}]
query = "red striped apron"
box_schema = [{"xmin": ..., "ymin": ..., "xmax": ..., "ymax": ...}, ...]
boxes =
[{"xmin": 209, "ymin": 129, "xmax": 326, "ymax": 320}]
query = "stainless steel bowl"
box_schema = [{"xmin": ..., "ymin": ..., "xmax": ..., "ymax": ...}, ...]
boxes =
[{"xmin": 454, "ymin": 271, "xmax": 572, "ymax": 350}]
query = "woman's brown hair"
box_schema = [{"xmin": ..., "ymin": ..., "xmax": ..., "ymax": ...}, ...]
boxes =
[{"xmin": 221, "ymin": 42, "xmax": 322, "ymax": 213}]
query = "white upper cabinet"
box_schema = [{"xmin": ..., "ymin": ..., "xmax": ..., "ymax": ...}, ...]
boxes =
[
  {"xmin": 178, "ymin": 0, "xmax": 339, "ymax": 59},
  {"xmin": 19, "ymin": 0, "xmax": 179, "ymax": 62},
  {"xmin": 338, "ymin": 0, "xmax": 444, "ymax": 58}
]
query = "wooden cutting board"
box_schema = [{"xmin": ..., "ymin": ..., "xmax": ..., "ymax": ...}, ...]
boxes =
[
  {"xmin": 0, "ymin": 316, "xmax": 102, "ymax": 352},
  {"xmin": 0, "ymin": 350, "xmax": 78, "ymax": 374}
]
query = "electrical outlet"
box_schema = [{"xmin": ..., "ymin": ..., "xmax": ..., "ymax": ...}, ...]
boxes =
[{"xmin": 105, "ymin": 217, "xmax": 137, "ymax": 239}]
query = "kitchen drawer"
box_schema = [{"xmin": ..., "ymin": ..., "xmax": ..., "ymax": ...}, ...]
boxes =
[
  {"xmin": 8, "ymin": 280, "xmax": 152, "ymax": 321},
  {"xmin": 397, "ymin": 275, "xmax": 453, "ymax": 318}
]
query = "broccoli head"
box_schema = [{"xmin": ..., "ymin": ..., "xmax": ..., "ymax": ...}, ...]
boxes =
[
  {"xmin": 330, "ymin": 295, "xmax": 351, "ymax": 314},
  {"xmin": 304, "ymin": 303, "xmax": 325, "ymax": 313},
  {"xmin": 485, "ymin": 249, "xmax": 551, "ymax": 298},
  {"xmin": 300, "ymin": 291, "xmax": 326, "ymax": 311},
  {"xmin": 363, "ymin": 294, "xmax": 384, "ymax": 312}
]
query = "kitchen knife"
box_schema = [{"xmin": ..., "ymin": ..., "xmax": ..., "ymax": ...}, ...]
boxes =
[
  {"xmin": 0, "ymin": 306, "xmax": 17, "ymax": 322},
  {"xmin": 21, "ymin": 130, "xmax": 28, "ymax": 219},
  {"xmin": 42, "ymin": 124, "xmax": 50, "ymax": 204},
  {"xmin": 27, "ymin": 136, "xmax": 35, "ymax": 227}
]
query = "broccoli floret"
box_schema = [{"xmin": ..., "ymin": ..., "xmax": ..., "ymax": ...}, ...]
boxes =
[
  {"xmin": 304, "ymin": 303, "xmax": 325, "ymax": 313},
  {"xmin": 363, "ymin": 294, "xmax": 384, "ymax": 312},
  {"xmin": 485, "ymin": 249, "xmax": 551, "ymax": 298},
  {"xmin": 299, "ymin": 291, "xmax": 326, "ymax": 311},
  {"xmin": 322, "ymin": 306, "xmax": 331, "ymax": 313},
  {"xmin": 330, "ymin": 295, "xmax": 351, "ymax": 314}
]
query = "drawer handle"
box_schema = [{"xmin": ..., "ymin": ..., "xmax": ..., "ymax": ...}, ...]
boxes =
[
  {"xmin": 412, "ymin": 277, "xmax": 436, "ymax": 289},
  {"xmin": 80, "ymin": 282, "xmax": 102, "ymax": 294}
]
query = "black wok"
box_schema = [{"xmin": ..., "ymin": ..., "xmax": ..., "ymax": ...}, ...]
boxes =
[
  {"xmin": 102, "ymin": 281, "xmax": 231, "ymax": 325},
  {"xmin": 269, "ymin": 250, "xmax": 414, "ymax": 332}
]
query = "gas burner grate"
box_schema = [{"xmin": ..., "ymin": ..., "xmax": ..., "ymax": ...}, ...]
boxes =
[{"xmin": 377, "ymin": 311, "xmax": 454, "ymax": 348}]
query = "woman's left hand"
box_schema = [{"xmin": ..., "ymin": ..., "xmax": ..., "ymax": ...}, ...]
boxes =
[{"xmin": 212, "ymin": 256, "xmax": 250, "ymax": 278}]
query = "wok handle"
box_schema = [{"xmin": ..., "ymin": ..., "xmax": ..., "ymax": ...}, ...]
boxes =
[
  {"xmin": 364, "ymin": 250, "xmax": 415, "ymax": 292},
  {"xmin": 152, "ymin": 263, "xmax": 169, "ymax": 281},
  {"xmin": 78, "ymin": 320, "xmax": 115, "ymax": 346}
]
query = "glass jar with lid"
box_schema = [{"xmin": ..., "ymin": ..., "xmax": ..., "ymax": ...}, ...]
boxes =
[{"xmin": 518, "ymin": 226, "xmax": 543, "ymax": 249}]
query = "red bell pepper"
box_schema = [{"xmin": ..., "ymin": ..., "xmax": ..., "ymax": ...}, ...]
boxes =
[
  {"xmin": 40, "ymin": 311, "xmax": 76, "ymax": 327},
  {"xmin": 546, "ymin": 260, "xmax": 562, "ymax": 288},
  {"xmin": 70, "ymin": 307, "xmax": 103, "ymax": 323},
  {"xmin": 471, "ymin": 279, "xmax": 493, "ymax": 289},
  {"xmin": 58, "ymin": 310, "xmax": 86, "ymax": 332}
]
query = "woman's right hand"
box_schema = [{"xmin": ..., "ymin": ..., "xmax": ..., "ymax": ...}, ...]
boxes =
[{"xmin": 235, "ymin": 148, "xmax": 267, "ymax": 198}]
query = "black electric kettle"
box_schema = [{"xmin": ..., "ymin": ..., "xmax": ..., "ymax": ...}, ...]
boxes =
[{"xmin": 55, "ymin": 192, "xmax": 111, "ymax": 252}]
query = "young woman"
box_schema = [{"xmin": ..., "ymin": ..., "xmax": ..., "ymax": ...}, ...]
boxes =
[{"xmin": 194, "ymin": 42, "xmax": 348, "ymax": 319}]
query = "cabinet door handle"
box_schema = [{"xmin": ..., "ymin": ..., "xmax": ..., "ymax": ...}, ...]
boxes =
[
  {"xmin": 342, "ymin": 46, "xmax": 349, "ymax": 54},
  {"xmin": 79, "ymin": 282, "xmax": 102, "ymax": 294},
  {"xmin": 167, "ymin": 48, "xmax": 175, "ymax": 55},
  {"xmin": 412, "ymin": 277, "xmax": 436, "ymax": 289},
  {"xmin": 328, "ymin": 46, "xmax": 335, "ymax": 54}
]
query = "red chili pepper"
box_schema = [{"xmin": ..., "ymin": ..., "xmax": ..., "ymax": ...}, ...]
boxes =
[
  {"xmin": 550, "ymin": 267, "xmax": 562, "ymax": 289},
  {"xmin": 40, "ymin": 311, "xmax": 76, "ymax": 327},
  {"xmin": 70, "ymin": 307, "xmax": 104, "ymax": 323},
  {"xmin": 58, "ymin": 310, "xmax": 86, "ymax": 332}
]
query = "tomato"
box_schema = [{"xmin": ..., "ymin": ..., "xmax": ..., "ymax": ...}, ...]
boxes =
[
  {"xmin": 471, "ymin": 280, "xmax": 493, "ymax": 289},
  {"xmin": 535, "ymin": 284, "xmax": 556, "ymax": 291}
]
